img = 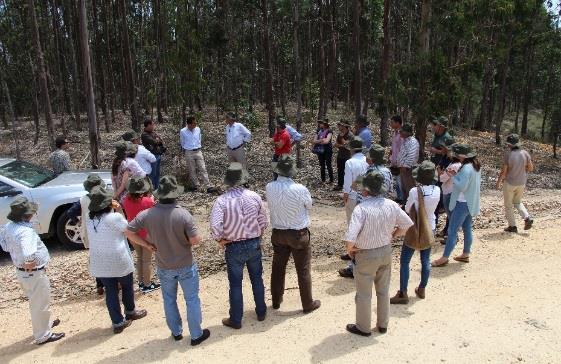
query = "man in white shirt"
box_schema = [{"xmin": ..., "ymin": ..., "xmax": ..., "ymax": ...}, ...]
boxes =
[
  {"xmin": 266, "ymin": 155, "xmax": 321, "ymax": 314},
  {"xmin": 397, "ymin": 123, "xmax": 420, "ymax": 200},
  {"xmin": 180, "ymin": 116, "xmax": 216, "ymax": 193},
  {"xmin": 286, "ymin": 123, "xmax": 303, "ymax": 145},
  {"xmin": 122, "ymin": 130, "xmax": 156, "ymax": 175},
  {"xmin": 0, "ymin": 197, "xmax": 65, "ymax": 345},
  {"xmin": 342, "ymin": 136, "xmax": 368, "ymax": 224},
  {"xmin": 343, "ymin": 171, "xmax": 413, "ymax": 337},
  {"xmin": 225, "ymin": 112, "xmax": 251, "ymax": 180}
]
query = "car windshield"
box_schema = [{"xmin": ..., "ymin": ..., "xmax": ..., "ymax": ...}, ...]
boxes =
[{"xmin": 0, "ymin": 161, "xmax": 56, "ymax": 188}]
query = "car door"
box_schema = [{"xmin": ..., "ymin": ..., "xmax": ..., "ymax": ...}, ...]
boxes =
[{"xmin": 0, "ymin": 180, "xmax": 35, "ymax": 226}]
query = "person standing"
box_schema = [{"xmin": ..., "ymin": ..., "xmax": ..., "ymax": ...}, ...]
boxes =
[
  {"xmin": 225, "ymin": 112, "xmax": 252, "ymax": 179},
  {"xmin": 112, "ymin": 141, "xmax": 146, "ymax": 203},
  {"xmin": 333, "ymin": 120, "xmax": 354, "ymax": 191},
  {"xmin": 344, "ymin": 171, "xmax": 413, "ymax": 337},
  {"xmin": 354, "ymin": 115, "xmax": 372, "ymax": 149},
  {"xmin": 266, "ymin": 155, "xmax": 321, "ymax": 314},
  {"xmin": 437, "ymin": 145, "xmax": 461, "ymax": 238},
  {"xmin": 429, "ymin": 116, "xmax": 453, "ymax": 165},
  {"xmin": 389, "ymin": 115, "xmax": 404, "ymax": 201},
  {"xmin": 432, "ymin": 144, "xmax": 481, "ymax": 267},
  {"xmin": 122, "ymin": 177, "xmax": 160, "ymax": 293},
  {"xmin": 342, "ymin": 137, "xmax": 368, "ymax": 224},
  {"xmin": 48, "ymin": 136, "xmax": 71, "ymax": 175},
  {"xmin": 142, "ymin": 119, "xmax": 166, "ymax": 189},
  {"xmin": 391, "ymin": 161, "xmax": 440, "ymax": 304},
  {"xmin": 126, "ymin": 176, "xmax": 211, "ymax": 345},
  {"xmin": 312, "ymin": 119, "xmax": 334, "ymax": 184},
  {"xmin": 497, "ymin": 134, "xmax": 534, "ymax": 233},
  {"xmin": 286, "ymin": 122, "xmax": 303, "ymax": 145},
  {"xmin": 339, "ymin": 144, "xmax": 393, "ymax": 278},
  {"xmin": 180, "ymin": 116, "xmax": 216, "ymax": 193},
  {"xmin": 86, "ymin": 187, "xmax": 151, "ymax": 334},
  {"xmin": 210, "ymin": 163, "xmax": 268, "ymax": 329},
  {"xmin": 0, "ymin": 197, "xmax": 65, "ymax": 344},
  {"xmin": 397, "ymin": 123, "xmax": 420, "ymax": 201},
  {"xmin": 122, "ymin": 130, "xmax": 156, "ymax": 176},
  {"xmin": 271, "ymin": 118, "xmax": 292, "ymax": 180}
]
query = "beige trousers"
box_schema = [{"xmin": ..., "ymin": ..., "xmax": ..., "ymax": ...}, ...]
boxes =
[
  {"xmin": 135, "ymin": 246, "xmax": 153, "ymax": 285},
  {"xmin": 16, "ymin": 269, "xmax": 53, "ymax": 343},
  {"xmin": 354, "ymin": 249, "xmax": 392, "ymax": 332},
  {"xmin": 227, "ymin": 147, "xmax": 249, "ymax": 178},
  {"xmin": 345, "ymin": 198, "xmax": 358, "ymax": 225},
  {"xmin": 503, "ymin": 182, "xmax": 529, "ymax": 227},
  {"xmin": 184, "ymin": 150, "xmax": 210, "ymax": 188}
]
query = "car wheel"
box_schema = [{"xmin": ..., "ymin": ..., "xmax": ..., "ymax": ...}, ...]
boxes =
[{"xmin": 56, "ymin": 211, "xmax": 85, "ymax": 250}]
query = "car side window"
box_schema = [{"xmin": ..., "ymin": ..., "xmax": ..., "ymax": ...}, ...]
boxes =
[{"xmin": 0, "ymin": 180, "xmax": 15, "ymax": 194}]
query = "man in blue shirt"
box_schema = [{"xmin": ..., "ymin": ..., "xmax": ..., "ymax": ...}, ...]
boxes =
[{"xmin": 354, "ymin": 115, "xmax": 372, "ymax": 149}]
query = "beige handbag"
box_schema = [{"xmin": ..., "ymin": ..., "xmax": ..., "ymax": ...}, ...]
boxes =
[{"xmin": 403, "ymin": 187, "xmax": 434, "ymax": 250}]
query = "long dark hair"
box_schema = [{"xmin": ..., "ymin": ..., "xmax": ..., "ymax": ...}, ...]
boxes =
[
  {"xmin": 128, "ymin": 191, "xmax": 149, "ymax": 201},
  {"xmin": 88, "ymin": 206, "xmax": 112, "ymax": 220},
  {"xmin": 112, "ymin": 156, "xmax": 125, "ymax": 176},
  {"xmin": 462, "ymin": 157, "xmax": 481, "ymax": 172}
]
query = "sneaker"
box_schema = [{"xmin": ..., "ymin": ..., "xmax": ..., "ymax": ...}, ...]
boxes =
[
  {"xmin": 37, "ymin": 332, "xmax": 65, "ymax": 344},
  {"xmin": 191, "ymin": 329, "xmax": 210, "ymax": 346},
  {"xmin": 338, "ymin": 267, "xmax": 354, "ymax": 279},
  {"xmin": 141, "ymin": 282, "xmax": 161, "ymax": 293},
  {"xmin": 524, "ymin": 218, "xmax": 533, "ymax": 230},
  {"xmin": 504, "ymin": 226, "xmax": 518, "ymax": 233}
]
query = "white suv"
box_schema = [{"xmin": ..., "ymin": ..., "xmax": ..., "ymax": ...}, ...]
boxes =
[{"xmin": 0, "ymin": 158, "xmax": 112, "ymax": 249}]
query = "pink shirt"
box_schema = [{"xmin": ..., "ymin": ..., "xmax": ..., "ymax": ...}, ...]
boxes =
[
  {"xmin": 390, "ymin": 130, "xmax": 403, "ymax": 167},
  {"xmin": 210, "ymin": 188, "xmax": 268, "ymax": 242},
  {"xmin": 122, "ymin": 195, "xmax": 155, "ymax": 239}
]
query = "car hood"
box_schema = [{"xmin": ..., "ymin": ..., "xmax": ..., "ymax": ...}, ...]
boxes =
[{"xmin": 42, "ymin": 169, "xmax": 113, "ymax": 188}]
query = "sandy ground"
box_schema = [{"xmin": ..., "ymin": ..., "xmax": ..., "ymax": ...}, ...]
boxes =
[{"xmin": 1, "ymin": 193, "xmax": 561, "ymax": 363}]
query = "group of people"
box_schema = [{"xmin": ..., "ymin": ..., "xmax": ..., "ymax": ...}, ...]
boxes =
[{"xmin": 2, "ymin": 112, "xmax": 535, "ymax": 346}]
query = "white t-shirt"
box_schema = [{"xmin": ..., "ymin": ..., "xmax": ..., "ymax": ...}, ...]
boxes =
[
  {"xmin": 86, "ymin": 212, "xmax": 134, "ymax": 278},
  {"xmin": 405, "ymin": 185, "xmax": 441, "ymax": 230}
]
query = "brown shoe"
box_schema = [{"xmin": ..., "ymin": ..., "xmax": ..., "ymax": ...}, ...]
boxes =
[
  {"xmin": 222, "ymin": 318, "xmax": 241, "ymax": 329},
  {"xmin": 113, "ymin": 320, "xmax": 132, "ymax": 334},
  {"xmin": 415, "ymin": 287, "xmax": 425, "ymax": 299},
  {"xmin": 303, "ymin": 300, "xmax": 321, "ymax": 314},
  {"xmin": 125, "ymin": 309, "xmax": 147, "ymax": 321},
  {"xmin": 390, "ymin": 290, "xmax": 409, "ymax": 304}
]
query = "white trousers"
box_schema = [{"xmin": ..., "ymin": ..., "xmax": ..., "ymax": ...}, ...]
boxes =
[{"xmin": 16, "ymin": 269, "xmax": 52, "ymax": 343}]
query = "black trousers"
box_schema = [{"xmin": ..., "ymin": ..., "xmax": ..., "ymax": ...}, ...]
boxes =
[
  {"xmin": 317, "ymin": 149, "xmax": 334, "ymax": 182},
  {"xmin": 336, "ymin": 156, "xmax": 349, "ymax": 188}
]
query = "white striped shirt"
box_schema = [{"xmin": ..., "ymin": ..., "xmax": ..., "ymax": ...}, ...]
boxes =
[
  {"xmin": 226, "ymin": 122, "xmax": 252, "ymax": 149},
  {"xmin": 210, "ymin": 187, "xmax": 268, "ymax": 241},
  {"xmin": 397, "ymin": 136, "xmax": 420, "ymax": 168},
  {"xmin": 343, "ymin": 153, "xmax": 368, "ymax": 200},
  {"xmin": 344, "ymin": 197, "xmax": 413, "ymax": 250},
  {"xmin": 356, "ymin": 164, "xmax": 394, "ymax": 204},
  {"xmin": 266, "ymin": 177, "xmax": 312, "ymax": 230},
  {"xmin": 0, "ymin": 222, "xmax": 50, "ymax": 268}
]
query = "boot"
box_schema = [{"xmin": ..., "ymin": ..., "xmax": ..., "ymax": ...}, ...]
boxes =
[
  {"xmin": 390, "ymin": 290, "xmax": 409, "ymax": 304},
  {"xmin": 415, "ymin": 287, "xmax": 425, "ymax": 299}
]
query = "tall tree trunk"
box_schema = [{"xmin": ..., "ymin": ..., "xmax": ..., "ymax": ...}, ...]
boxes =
[
  {"xmin": 49, "ymin": 0, "xmax": 67, "ymax": 134},
  {"xmin": 514, "ymin": 93, "xmax": 520, "ymax": 133},
  {"xmin": 28, "ymin": 0, "xmax": 55, "ymax": 149},
  {"xmin": 1, "ymin": 74, "xmax": 21, "ymax": 159},
  {"xmin": 102, "ymin": 0, "xmax": 115, "ymax": 125},
  {"xmin": 317, "ymin": 0, "xmax": 328, "ymax": 120},
  {"xmin": 92, "ymin": 0, "xmax": 109, "ymax": 133},
  {"xmin": 494, "ymin": 32, "xmax": 513, "ymax": 145},
  {"xmin": 415, "ymin": 0, "xmax": 432, "ymax": 161},
  {"xmin": 327, "ymin": 0, "xmax": 337, "ymax": 109},
  {"xmin": 351, "ymin": 0, "xmax": 362, "ymax": 118},
  {"xmin": 379, "ymin": 0, "xmax": 392, "ymax": 146},
  {"xmin": 77, "ymin": 0, "xmax": 99, "ymax": 168},
  {"xmin": 261, "ymin": 0, "xmax": 275, "ymax": 136},
  {"xmin": 154, "ymin": 0, "xmax": 164, "ymax": 123},
  {"xmin": 293, "ymin": 0, "xmax": 303, "ymax": 167},
  {"xmin": 118, "ymin": 0, "xmax": 139, "ymax": 130},
  {"xmin": 62, "ymin": 0, "xmax": 82, "ymax": 130},
  {"xmin": 520, "ymin": 44, "xmax": 535, "ymax": 137}
]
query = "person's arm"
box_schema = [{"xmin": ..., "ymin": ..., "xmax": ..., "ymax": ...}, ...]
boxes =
[
  {"xmin": 393, "ymin": 206, "xmax": 414, "ymax": 238},
  {"xmin": 453, "ymin": 166, "xmax": 472, "ymax": 193},
  {"xmin": 210, "ymin": 199, "xmax": 226, "ymax": 245},
  {"xmin": 113, "ymin": 170, "xmax": 130, "ymax": 199},
  {"xmin": 179, "ymin": 129, "xmax": 186, "ymax": 150},
  {"xmin": 256, "ymin": 199, "xmax": 269, "ymax": 235},
  {"xmin": 496, "ymin": 163, "xmax": 508, "ymax": 189},
  {"xmin": 143, "ymin": 147, "xmax": 156, "ymax": 163},
  {"xmin": 63, "ymin": 153, "xmax": 72, "ymax": 170},
  {"xmin": 124, "ymin": 230, "xmax": 157, "ymax": 252},
  {"xmin": 67, "ymin": 201, "xmax": 82, "ymax": 222},
  {"xmin": 303, "ymin": 188, "xmax": 313, "ymax": 211},
  {"xmin": 321, "ymin": 132, "xmax": 333, "ymax": 144},
  {"xmin": 241, "ymin": 124, "xmax": 252, "ymax": 143},
  {"xmin": 404, "ymin": 188, "xmax": 416, "ymax": 212},
  {"xmin": 19, "ymin": 229, "xmax": 39, "ymax": 271},
  {"xmin": 526, "ymin": 153, "xmax": 534, "ymax": 173},
  {"xmin": 342, "ymin": 161, "xmax": 353, "ymax": 203},
  {"xmin": 343, "ymin": 206, "xmax": 365, "ymax": 257}
]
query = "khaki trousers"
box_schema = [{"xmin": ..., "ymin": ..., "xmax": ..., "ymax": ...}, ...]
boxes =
[
  {"xmin": 16, "ymin": 269, "xmax": 52, "ymax": 343},
  {"xmin": 503, "ymin": 182, "xmax": 529, "ymax": 227},
  {"xmin": 227, "ymin": 147, "xmax": 249, "ymax": 177},
  {"xmin": 354, "ymin": 248, "xmax": 392, "ymax": 332},
  {"xmin": 400, "ymin": 167, "xmax": 415, "ymax": 200},
  {"xmin": 345, "ymin": 198, "xmax": 358, "ymax": 225},
  {"xmin": 184, "ymin": 150, "xmax": 210, "ymax": 188},
  {"xmin": 135, "ymin": 246, "xmax": 153, "ymax": 285}
]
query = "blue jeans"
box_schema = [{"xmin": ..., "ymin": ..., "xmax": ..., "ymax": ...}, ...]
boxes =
[
  {"xmin": 149, "ymin": 155, "xmax": 162, "ymax": 189},
  {"xmin": 399, "ymin": 245, "xmax": 431, "ymax": 292},
  {"xmin": 442, "ymin": 193, "xmax": 451, "ymax": 215},
  {"xmin": 98, "ymin": 273, "xmax": 135, "ymax": 327},
  {"xmin": 225, "ymin": 238, "xmax": 267, "ymax": 325},
  {"xmin": 443, "ymin": 202, "xmax": 473, "ymax": 257},
  {"xmin": 157, "ymin": 264, "xmax": 203, "ymax": 339},
  {"xmin": 395, "ymin": 175, "xmax": 403, "ymax": 201}
]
